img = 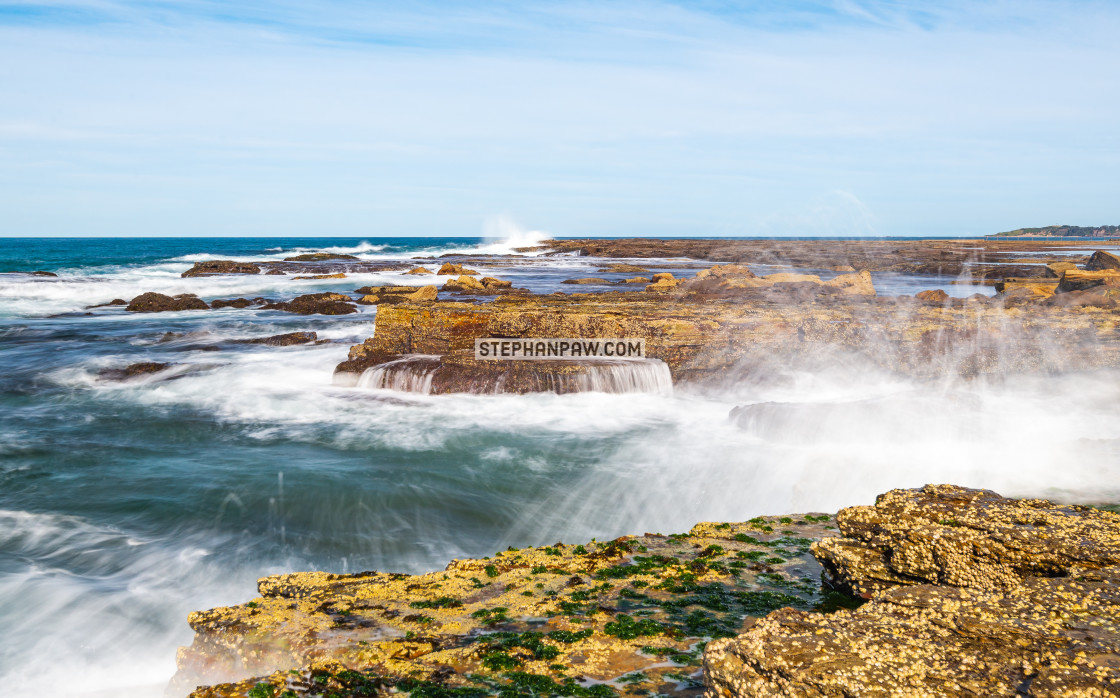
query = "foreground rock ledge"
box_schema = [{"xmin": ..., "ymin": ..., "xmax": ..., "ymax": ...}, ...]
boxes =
[
  {"xmin": 171, "ymin": 515, "xmax": 840, "ymax": 697},
  {"xmin": 704, "ymin": 485, "xmax": 1120, "ymax": 698}
]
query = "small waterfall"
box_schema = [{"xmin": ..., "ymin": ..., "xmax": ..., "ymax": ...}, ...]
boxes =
[
  {"xmin": 355, "ymin": 356, "xmax": 673, "ymax": 395},
  {"xmin": 571, "ymin": 359, "xmax": 673, "ymax": 395},
  {"xmin": 356, "ymin": 355, "xmax": 441, "ymax": 394}
]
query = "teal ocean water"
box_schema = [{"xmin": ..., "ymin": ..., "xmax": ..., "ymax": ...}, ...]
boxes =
[{"xmin": 2, "ymin": 236, "xmax": 1118, "ymax": 697}]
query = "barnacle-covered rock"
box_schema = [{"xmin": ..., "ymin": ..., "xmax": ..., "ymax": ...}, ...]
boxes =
[{"xmin": 704, "ymin": 486, "xmax": 1120, "ymax": 698}]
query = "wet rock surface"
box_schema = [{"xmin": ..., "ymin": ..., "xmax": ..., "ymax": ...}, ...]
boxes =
[
  {"xmin": 336, "ymin": 287, "xmax": 1120, "ymax": 390},
  {"xmin": 284, "ymin": 253, "xmax": 359, "ymax": 262},
  {"xmin": 355, "ymin": 285, "xmax": 438, "ymax": 304},
  {"xmin": 703, "ymin": 485, "xmax": 1120, "ymax": 698},
  {"xmin": 182, "ymin": 260, "xmax": 262, "ymax": 277},
  {"xmin": 234, "ymin": 332, "xmax": 318, "ymax": 347},
  {"xmin": 98, "ymin": 361, "xmax": 173, "ymax": 380},
  {"xmin": 263, "ymin": 293, "xmax": 358, "ymax": 315},
  {"xmin": 126, "ymin": 292, "xmax": 209, "ymax": 312},
  {"xmin": 173, "ymin": 515, "xmax": 840, "ymax": 698}
]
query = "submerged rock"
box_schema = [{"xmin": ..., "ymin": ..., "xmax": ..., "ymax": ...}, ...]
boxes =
[
  {"xmin": 87, "ymin": 298, "xmax": 128, "ymax": 308},
  {"xmin": 598, "ymin": 263, "xmax": 651, "ymax": 273},
  {"xmin": 292, "ymin": 272, "xmax": 346, "ymax": 280},
  {"xmin": 181, "ymin": 260, "xmax": 261, "ymax": 277},
  {"xmin": 405, "ymin": 266, "xmax": 434, "ymax": 275},
  {"xmin": 126, "ymin": 292, "xmax": 209, "ymax": 312},
  {"xmin": 561, "ymin": 277, "xmax": 611, "ymax": 285},
  {"xmin": 210, "ymin": 298, "xmax": 258, "ymax": 309},
  {"xmin": 704, "ymin": 485, "xmax": 1120, "ymax": 697},
  {"xmin": 98, "ymin": 361, "xmax": 172, "ymax": 380},
  {"xmin": 236, "ymin": 331, "xmax": 318, "ymax": 347},
  {"xmin": 32, "ymin": 270, "xmax": 57, "ymax": 277}
]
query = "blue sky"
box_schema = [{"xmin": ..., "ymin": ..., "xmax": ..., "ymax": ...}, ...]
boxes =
[{"xmin": 0, "ymin": 0, "xmax": 1117, "ymax": 237}]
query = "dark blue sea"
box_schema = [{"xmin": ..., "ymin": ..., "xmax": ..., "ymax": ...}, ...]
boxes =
[{"xmin": 1, "ymin": 236, "xmax": 1117, "ymax": 697}]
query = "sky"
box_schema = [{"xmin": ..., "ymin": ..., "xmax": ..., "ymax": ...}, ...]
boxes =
[{"xmin": 0, "ymin": 0, "xmax": 1117, "ymax": 237}]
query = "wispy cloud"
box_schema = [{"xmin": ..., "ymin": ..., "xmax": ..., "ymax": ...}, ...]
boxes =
[{"xmin": 0, "ymin": 0, "xmax": 1117, "ymax": 236}]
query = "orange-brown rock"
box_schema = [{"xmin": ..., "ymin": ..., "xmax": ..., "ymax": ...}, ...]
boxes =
[
  {"xmin": 994, "ymin": 278, "xmax": 1058, "ymax": 299},
  {"xmin": 1058, "ymin": 269, "xmax": 1120, "ymax": 293},
  {"xmin": 704, "ymin": 485, "xmax": 1120, "ymax": 698},
  {"xmin": 1045, "ymin": 261, "xmax": 1080, "ymax": 277},
  {"xmin": 437, "ymin": 263, "xmax": 479, "ymax": 275},
  {"xmin": 355, "ymin": 285, "xmax": 437, "ymax": 304},
  {"xmin": 444, "ymin": 275, "xmax": 519, "ymax": 295},
  {"xmin": 171, "ymin": 514, "xmax": 837, "ymax": 698},
  {"xmin": 334, "ymin": 292, "xmax": 1120, "ymax": 389},
  {"xmin": 405, "ymin": 266, "xmax": 434, "ymax": 275},
  {"xmin": 915, "ymin": 289, "xmax": 949, "ymax": 303}
]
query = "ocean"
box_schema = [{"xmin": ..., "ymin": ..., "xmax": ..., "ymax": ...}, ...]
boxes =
[{"xmin": 1, "ymin": 236, "xmax": 1118, "ymax": 697}]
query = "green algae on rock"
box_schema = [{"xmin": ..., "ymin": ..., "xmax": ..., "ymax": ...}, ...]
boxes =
[{"xmin": 171, "ymin": 515, "xmax": 840, "ymax": 697}]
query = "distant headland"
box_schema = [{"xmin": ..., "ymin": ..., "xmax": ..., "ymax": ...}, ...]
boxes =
[{"xmin": 991, "ymin": 224, "xmax": 1120, "ymax": 238}]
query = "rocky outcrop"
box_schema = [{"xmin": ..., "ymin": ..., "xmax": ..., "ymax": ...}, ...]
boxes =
[
  {"xmin": 181, "ymin": 260, "xmax": 261, "ymax": 278},
  {"xmin": 405, "ymin": 266, "xmax": 434, "ymax": 275},
  {"xmin": 915, "ymin": 289, "xmax": 949, "ymax": 303},
  {"xmin": 334, "ymin": 289, "xmax": 1120, "ymax": 389},
  {"xmin": 283, "ymin": 253, "xmax": 359, "ymax": 262},
  {"xmin": 341, "ymin": 353, "xmax": 673, "ymax": 395},
  {"xmin": 126, "ymin": 292, "xmax": 209, "ymax": 312},
  {"xmin": 1045, "ymin": 261, "xmax": 1080, "ymax": 277},
  {"xmin": 442, "ymin": 276, "xmax": 518, "ymax": 295},
  {"xmin": 355, "ymin": 285, "xmax": 438, "ymax": 304},
  {"xmin": 1058, "ymin": 269, "xmax": 1120, "ymax": 293},
  {"xmin": 437, "ymin": 263, "xmax": 479, "ymax": 276},
  {"xmin": 703, "ymin": 485, "xmax": 1120, "ymax": 697},
  {"xmin": 171, "ymin": 514, "xmax": 837, "ymax": 698},
  {"xmin": 1085, "ymin": 250, "xmax": 1120, "ymax": 271},
  {"xmin": 263, "ymin": 293, "xmax": 357, "ymax": 315}
]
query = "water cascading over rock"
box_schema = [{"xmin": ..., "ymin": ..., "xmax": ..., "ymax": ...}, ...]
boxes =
[{"xmin": 347, "ymin": 355, "xmax": 672, "ymax": 395}]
